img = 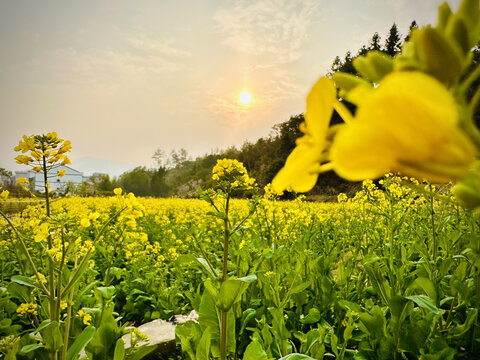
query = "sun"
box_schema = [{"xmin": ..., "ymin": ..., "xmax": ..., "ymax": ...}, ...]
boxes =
[{"xmin": 239, "ymin": 90, "xmax": 252, "ymax": 106}]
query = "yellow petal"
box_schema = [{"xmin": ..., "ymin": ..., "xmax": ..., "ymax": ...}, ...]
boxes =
[
  {"xmin": 272, "ymin": 140, "xmax": 323, "ymax": 193},
  {"xmin": 305, "ymin": 77, "xmax": 336, "ymax": 143},
  {"xmin": 331, "ymin": 71, "xmax": 476, "ymax": 182},
  {"xmin": 331, "ymin": 121, "xmax": 396, "ymax": 180}
]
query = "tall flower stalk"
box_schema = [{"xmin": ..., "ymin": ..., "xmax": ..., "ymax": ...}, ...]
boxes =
[
  {"xmin": 0, "ymin": 133, "xmax": 139, "ymax": 360},
  {"xmin": 198, "ymin": 159, "xmax": 257, "ymax": 360}
]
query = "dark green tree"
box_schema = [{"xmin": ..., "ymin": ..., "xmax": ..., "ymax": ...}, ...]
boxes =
[
  {"xmin": 404, "ymin": 20, "xmax": 418, "ymax": 42},
  {"xmin": 150, "ymin": 167, "xmax": 170, "ymax": 197},
  {"xmin": 369, "ymin": 32, "xmax": 382, "ymax": 51},
  {"xmin": 91, "ymin": 173, "xmax": 116, "ymax": 193},
  {"xmin": 385, "ymin": 23, "xmax": 402, "ymax": 56},
  {"xmin": 119, "ymin": 167, "xmax": 151, "ymax": 196}
]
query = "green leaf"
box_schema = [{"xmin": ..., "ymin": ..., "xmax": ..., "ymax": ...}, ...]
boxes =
[
  {"xmin": 406, "ymin": 295, "xmax": 440, "ymax": 315},
  {"xmin": 389, "ymin": 295, "xmax": 409, "ymax": 321},
  {"xmin": 239, "ymin": 308, "xmax": 256, "ymax": 335},
  {"xmin": 216, "ymin": 275, "xmax": 256, "ymax": 312},
  {"xmin": 86, "ymin": 303, "xmax": 121, "ymax": 357},
  {"xmin": 359, "ymin": 306, "xmax": 387, "ymax": 339},
  {"xmin": 43, "ymin": 321, "xmax": 63, "ymax": 351},
  {"xmin": 67, "ymin": 326, "xmax": 96, "ymax": 360},
  {"xmin": 33, "ymin": 319, "xmax": 52, "ymax": 334},
  {"xmin": 77, "ymin": 280, "xmax": 100, "ymax": 300},
  {"xmin": 338, "ymin": 300, "xmax": 363, "ymax": 313},
  {"xmin": 126, "ymin": 345, "xmax": 156, "ymax": 360},
  {"xmin": 278, "ymin": 354, "xmax": 315, "ymax": 360},
  {"xmin": 290, "ymin": 281, "xmax": 311, "ymax": 296},
  {"xmin": 113, "ymin": 338, "xmax": 125, "ymax": 360},
  {"xmin": 195, "ymin": 257, "xmax": 218, "ymax": 279},
  {"xmin": 175, "ymin": 322, "xmax": 200, "ymax": 360},
  {"xmin": 96, "ymin": 286, "xmax": 116, "ymax": 300},
  {"xmin": 269, "ymin": 307, "xmax": 290, "ymax": 340},
  {"xmin": 11, "ymin": 275, "xmax": 37, "ymax": 288},
  {"xmin": 330, "ymin": 333, "xmax": 338, "ymax": 357},
  {"xmin": 414, "ymin": 26, "xmax": 464, "ymax": 83},
  {"xmin": 198, "ymin": 289, "xmax": 220, "ymax": 345},
  {"xmin": 20, "ymin": 344, "xmax": 44, "ymax": 354},
  {"xmin": 412, "ymin": 277, "xmax": 437, "ymax": 302},
  {"xmin": 196, "ymin": 326, "xmax": 211, "ymax": 360},
  {"xmin": 452, "ymin": 308, "xmax": 478, "ymax": 338},
  {"xmin": 243, "ymin": 339, "xmax": 268, "ymax": 360},
  {"xmin": 300, "ymin": 308, "xmax": 321, "ymax": 325},
  {"xmin": 7, "ymin": 282, "xmax": 32, "ymax": 303},
  {"xmin": 204, "ymin": 279, "xmax": 219, "ymax": 303}
]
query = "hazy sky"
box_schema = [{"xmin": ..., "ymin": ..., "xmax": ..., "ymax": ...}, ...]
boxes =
[{"xmin": 0, "ymin": 0, "xmax": 461, "ymax": 176}]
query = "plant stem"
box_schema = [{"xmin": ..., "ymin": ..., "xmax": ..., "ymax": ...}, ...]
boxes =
[
  {"xmin": 220, "ymin": 193, "xmax": 230, "ymax": 360},
  {"xmin": 0, "ymin": 210, "xmax": 50, "ymax": 296}
]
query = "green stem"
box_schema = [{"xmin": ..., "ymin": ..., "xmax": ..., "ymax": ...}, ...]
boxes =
[
  {"xmin": 192, "ymin": 232, "xmax": 218, "ymax": 278},
  {"xmin": 0, "ymin": 210, "xmax": 50, "ymax": 295},
  {"xmin": 60, "ymin": 256, "xmax": 77, "ymax": 360},
  {"xmin": 429, "ymin": 185, "xmax": 437, "ymax": 262},
  {"xmin": 42, "ymin": 152, "xmax": 57, "ymax": 360},
  {"xmin": 222, "ymin": 195, "xmax": 230, "ymax": 282},
  {"xmin": 220, "ymin": 193, "xmax": 230, "ymax": 360},
  {"xmin": 220, "ymin": 310, "xmax": 228, "ymax": 360},
  {"xmin": 461, "ymin": 63, "xmax": 480, "ymax": 96}
]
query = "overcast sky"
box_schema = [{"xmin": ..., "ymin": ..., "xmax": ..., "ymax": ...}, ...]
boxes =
[{"xmin": 0, "ymin": 0, "xmax": 461, "ymax": 176}]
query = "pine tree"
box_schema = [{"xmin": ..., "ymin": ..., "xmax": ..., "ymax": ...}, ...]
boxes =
[
  {"xmin": 404, "ymin": 20, "xmax": 418, "ymax": 42},
  {"xmin": 385, "ymin": 23, "xmax": 402, "ymax": 56},
  {"xmin": 369, "ymin": 32, "xmax": 382, "ymax": 51}
]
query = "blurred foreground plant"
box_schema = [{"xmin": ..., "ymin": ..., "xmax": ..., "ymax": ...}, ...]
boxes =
[{"xmin": 272, "ymin": 0, "xmax": 480, "ymax": 212}]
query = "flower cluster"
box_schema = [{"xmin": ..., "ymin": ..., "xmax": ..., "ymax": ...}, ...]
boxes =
[
  {"xmin": 14, "ymin": 132, "xmax": 72, "ymax": 179},
  {"xmin": 212, "ymin": 159, "xmax": 256, "ymax": 190},
  {"xmin": 272, "ymin": 0, "xmax": 480, "ymax": 210},
  {"xmin": 77, "ymin": 309, "xmax": 92, "ymax": 325},
  {"xmin": 16, "ymin": 303, "xmax": 38, "ymax": 316},
  {"xmin": 0, "ymin": 187, "xmax": 8, "ymax": 201}
]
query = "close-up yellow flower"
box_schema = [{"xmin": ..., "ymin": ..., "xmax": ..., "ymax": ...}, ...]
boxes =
[
  {"xmin": 272, "ymin": 77, "xmax": 336, "ymax": 193},
  {"xmin": 331, "ymin": 71, "xmax": 476, "ymax": 183}
]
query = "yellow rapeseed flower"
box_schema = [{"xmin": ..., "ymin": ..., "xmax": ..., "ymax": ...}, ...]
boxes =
[
  {"xmin": 17, "ymin": 178, "xmax": 29, "ymax": 185},
  {"xmin": 331, "ymin": 71, "xmax": 476, "ymax": 183},
  {"xmin": 88, "ymin": 212, "xmax": 100, "ymax": 221},
  {"xmin": 34, "ymin": 223, "xmax": 50, "ymax": 243},
  {"xmin": 0, "ymin": 190, "xmax": 8, "ymax": 201},
  {"xmin": 77, "ymin": 309, "xmax": 92, "ymax": 325},
  {"xmin": 272, "ymin": 77, "xmax": 336, "ymax": 192},
  {"xmin": 113, "ymin": 188, "xmax": 123, "ymax": 196},
  {"xmin": 16, "ymin": 303, "xmax": 38, "ymax": 316},
  {"xmin": 79, "ymin": 218, "xmax": 91, "ymax": 229}
]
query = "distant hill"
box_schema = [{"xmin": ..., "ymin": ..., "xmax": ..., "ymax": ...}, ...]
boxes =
[{"xmin": 71, "ymin": 157, "xmax": 137, "ymax": 177}]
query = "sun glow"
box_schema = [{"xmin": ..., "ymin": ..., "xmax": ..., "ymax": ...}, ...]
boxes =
[{"xmin": 239, "ymin": 90, "xmax": 252, "ymax": 106}]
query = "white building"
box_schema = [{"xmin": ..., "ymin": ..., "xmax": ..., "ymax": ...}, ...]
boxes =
[{"xmin": 15, "ymin": 165, "xmax": 84, "ymax": 192}]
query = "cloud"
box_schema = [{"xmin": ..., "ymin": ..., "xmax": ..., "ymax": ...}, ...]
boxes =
[
  {"xmin": 125, "ymin": 33, "xmax": 192, "ymax": 58},
  {"xmin": 24, "ymin": 32, "xmax": 191, "ymax": 86},
  {"xmin": 214, "ymin": 0, "xmax": 318, "ymax": 65}
]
